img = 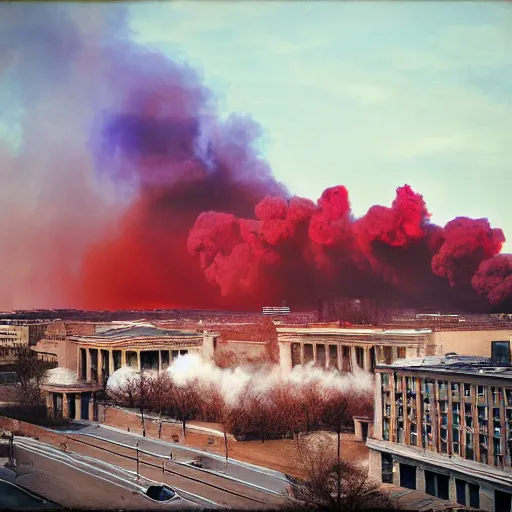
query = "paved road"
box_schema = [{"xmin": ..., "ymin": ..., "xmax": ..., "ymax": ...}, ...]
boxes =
[
  {"xmin": 13, "ymin": 438, "xmax": 202, "ymax": 510},
  {"xmin": 58, "ymin": 421, "xmax": 291, "ymax": 497},
  {"xmin": 17, "ymin": 431, "xmax": 293, "ymax": 510}
]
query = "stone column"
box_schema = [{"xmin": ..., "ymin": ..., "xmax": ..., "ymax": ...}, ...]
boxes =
[
  {"xmin": 339, "ymin": 345, "xmax": 345, "ymax": 371},
  {"xmin": 46, "ymin": 393, "xmax": 54, "ymax": 419},
  {"xmin": 89, "ymin": 393, "xmax": 95, "ymax": 422},
  {"xmin": 363, "ymin": 347, "xmax": 370, "ymax": 372},
  {"xmin": 278, "ymin": 342, "xmax": 292, "ymax": 375},
  {"xmin": 158, "ymin": 350, "xmax": 162, "ymax": 372},
  {"xmin": 391, "ymin": 346, "xmax": 398, "ymax": 363},
  {"xmin": 75, "ymin": 394, "xmax": 82, "ymax": 421},
  {"xmin": 121, "ymin": 350, "xmax": 127, "ymax": 367},
  {"xmin": 62, "ymin": 393, "xmax": 69, "ymax": 419},
  {"xmin": 76, "ymin": 348, "xmax": 81, "ymax": 380},
  {"xmin": 109, "ymin": 350, "xmax": 115, "ymax": 375},
  {"xmin": 98, "ymin": 354, "xmax": 104, "ymax": 386},
  {"xmin": 86, "ymin": 349, "xmax": 92, "ymax": 382},
  {"xmin": 350, "ymin": 346, "xmax": 358, "ymax": 372},
  {"xmin": 137, "ymin": 350, "xmax": 142, "ymax": 372}
]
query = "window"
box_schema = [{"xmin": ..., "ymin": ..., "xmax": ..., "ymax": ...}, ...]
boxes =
[
  {"xmin": 456, "ymin": 480, "xmax": 480, "ymax": 508},
  {"xmin": 465, "ymin": 432, "xmax": 474, "ymax": 460},
  {"xmin": 495, "ymin": 490, "xmax": 512, "ymax": 512},
  {"xmin": 316, "ymin": 344, "xmax": 326, "ymax": 368},
  {"xmin": 291, "ymin": 343, "xmax": 301, "ymax": 367},
  {"xmin": 491, "ymin": 341, "xmax": 511, "ymax": 365},
  {"xmin": 399, "ymin": 464, "xmax": 416, "ymax": 490},
  {"xmin": 328, "ymin": 345, "xmax": 338, "ymax": 370},
  {"xmin": 425, "ymin": 471, "xmax": 449, "ymax": 500},
  {"xmin": 397, "ymin": 347, "xmax": 406, "ymax": 359},
  {"xmin": 303, "ymin": 344, "xmax": 314, "ymax": 363},
  {"xmin": 355, "ymin": 347, "xmax": 364, "ymax": 368},
  {"xmin": 479, "ymin": 435, "xmax": 488, "ymax": 465},
  {"xmin": 381, "ymin": 453, "xmax": 393, "ymax": 484}
]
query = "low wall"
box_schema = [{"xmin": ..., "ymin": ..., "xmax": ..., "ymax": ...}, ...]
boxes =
[{"xmin": 0, "ymin": 416, "xmax": 67, "ymax": 449}]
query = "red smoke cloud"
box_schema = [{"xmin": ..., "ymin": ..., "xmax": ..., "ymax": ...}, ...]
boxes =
[
  {"xmin": 186, "ymin": 184, "xmax": 509, "ymax": 311},
  {"xmin": 1, "ymin": 4, "xmax": 510, "ymax": 312}
]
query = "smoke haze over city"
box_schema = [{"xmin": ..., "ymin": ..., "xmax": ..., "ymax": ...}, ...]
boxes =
[{"xmin": 0, "ymin": 2, "xmax": 511, "ymax": 312}]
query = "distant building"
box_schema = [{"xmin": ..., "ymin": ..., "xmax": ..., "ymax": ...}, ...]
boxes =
[
  {"xmin": 367, "ymin": 344, "xmax": 512, "ymax": 512},
  {"xmin": 0, "ymin": 321, "xmax": 55, "ymax": 369},
  {"xmin": 276, "ymin": 322, "xmax": 512, "ymax": 375}
]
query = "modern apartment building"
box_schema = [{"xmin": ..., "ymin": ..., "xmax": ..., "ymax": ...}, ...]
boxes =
[{"xmin": 367, "ymin": 342, "xmax": 512, "ymax": 512}]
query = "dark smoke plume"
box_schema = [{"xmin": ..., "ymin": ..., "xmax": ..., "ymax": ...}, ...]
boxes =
[{"xmin": 0, "ymin": 3, "xmax": 510, "ymax": 312}]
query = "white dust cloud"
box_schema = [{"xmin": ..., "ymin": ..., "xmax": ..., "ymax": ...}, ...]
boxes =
[{"xmin": 107, "ymin": 354, "xmax": 374, "ymax": 405}]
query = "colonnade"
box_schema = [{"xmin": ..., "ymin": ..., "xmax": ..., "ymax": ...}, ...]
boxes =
[
  {"xmin": 45, "ymin": 391, "xmax": 95, "ymax": 421},
  {"xmin": 78, "ymin": 346, "xmax": 193, "ymax": 385},
  {"xmin": 286, "ymin": 342, "xmax": 409, "ymax": 373}
]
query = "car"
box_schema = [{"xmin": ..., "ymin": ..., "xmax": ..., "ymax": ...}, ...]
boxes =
[{"xmin": 145, "ymin": 484, "xmax": 179, "ymax": 503}]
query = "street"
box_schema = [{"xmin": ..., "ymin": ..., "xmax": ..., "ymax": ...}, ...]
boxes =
[
  {"xmin": 13, "ymin": 438, "xmax": 202, "ymax": 509},
  {"xmin": 57, "ymin": 421, "xmax": 292, "ymax": 496},
  {"xmin": 12, "ymin": 431, "xmax": 294, "ymax": 510}
]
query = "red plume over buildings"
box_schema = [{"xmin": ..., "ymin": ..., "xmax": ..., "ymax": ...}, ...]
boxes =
[{"xmin": 0, "ymin": 4, "xmax": 510, "ymax": 312}]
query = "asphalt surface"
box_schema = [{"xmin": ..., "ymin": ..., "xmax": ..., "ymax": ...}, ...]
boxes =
[
  {"xmin": 59, "ymin": 421, "xmax": 291, "ymax": 497},
  {"xmin": 13, "ymin": 431, "xmax": 293, "ymax": 510},
  {"xmin": 13, "ymin": 439, "xmax": 202, "ymax": 510}
]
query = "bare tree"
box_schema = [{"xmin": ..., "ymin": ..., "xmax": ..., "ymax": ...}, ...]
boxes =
[
  {"xmin": 202, "ymin": 383, "xmax": 232, "ymax": 466},
  {"xmin": 291, "ymin": 433, "xmax": 398, "ymax": 512},
  {"xmin": 245, "ymin": 387, "xmax": 274, "ymax": 443},
  {"xmin": 12, "ymin": 346, "xmax": 52, "ymax": 410},
  {"xmin": 298, "ymin": 382, "xmax": 325, "ymax": 433},
  {"xmin": 146, "ymin": 372, "xmax": 172, "ymax": 438},
  {"xmin": 168, "ymin": 378, "xmax": 202, "ymax": 437},
  {"xmin": 268, "ymin": 381, "xmax": 303, "ymax": 438}
]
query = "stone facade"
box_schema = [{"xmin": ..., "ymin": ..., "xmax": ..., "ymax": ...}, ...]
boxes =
[{"xmin": 368, "ymin": 356, "xmax": 512, "ymax": 511}]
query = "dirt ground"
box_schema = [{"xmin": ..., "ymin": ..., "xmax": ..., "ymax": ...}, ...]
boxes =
[{"xmin": 102, "ymin": 407, "xmax": 369, "ymax": 478}]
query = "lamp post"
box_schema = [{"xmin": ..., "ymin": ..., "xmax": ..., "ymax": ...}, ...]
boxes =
[{"xmin": 136, "ymin": 441, "xmax": 140, "ymax": 481}]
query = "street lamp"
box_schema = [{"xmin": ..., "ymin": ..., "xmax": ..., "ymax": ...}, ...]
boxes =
[{"xmin": 136, "ymin": 441, "xmax": 140, "ymax": 481}]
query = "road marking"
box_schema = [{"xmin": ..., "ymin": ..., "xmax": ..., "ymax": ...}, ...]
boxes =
[
  {"xmin": 15, "ymin": 438, "xmax": 218, "ymax": 508},
  {"xmin": 15, "ymin": 442, "xmax": 147, "ymax": 493},
  {"xmin": 74, "ymin": 424, "xmax": 288, "ymax": 480},
  {"xmin": 78, "ymin": 432, "xmax": 287, "ymax": 495}
]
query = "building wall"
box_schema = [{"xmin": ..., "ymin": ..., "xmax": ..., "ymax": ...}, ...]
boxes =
[
  {"xmin": 370, "ymin": 365, "xmax": 512, "ymax": 511},
  {"xmin": 220, "ymin": 340, "xmax": 267, "ymax": 360},
  {"xmin": 368, "ymin": 444, "xmax": 506, "ymax": 512},
  {"xmin": 433, "ymin": 329, "xmax": 512, "ymax": 357},
  {"xmin": 367, "ymin": 448, "xmax": 381, "ymax": 484}
]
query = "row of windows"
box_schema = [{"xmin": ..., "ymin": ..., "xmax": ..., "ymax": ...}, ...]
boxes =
[
  {"xmin": 381, "ymin": 373, "xmax": 512, "ymax": 468},
  {"xmin": 382, "ymin": 455, "xmax": 484, "ymax": 509}
]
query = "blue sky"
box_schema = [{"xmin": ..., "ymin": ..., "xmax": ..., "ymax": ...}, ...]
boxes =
[{"xmin": 129, "ymin": 1, "xmax": 512, "ymax": 251}]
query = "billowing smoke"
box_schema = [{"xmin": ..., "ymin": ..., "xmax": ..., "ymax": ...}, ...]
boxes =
[
  {"xmin": 0, "ymin": 3, "xmax": 510, "ymax": 312},
  {"xmin": 106, "ymin": 354, "xmax": 374, "ymax": 405}
]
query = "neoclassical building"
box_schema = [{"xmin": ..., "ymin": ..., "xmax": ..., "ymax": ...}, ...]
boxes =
[
  {"xmin": 277, "ymin": 325, "xmax": 437, "ymax": 374},
  {"xmin": 276, "ymin": 322, "xmax": 512, "ymax": 375},
  {"xmin": 35, "ymin": 321, "xmax": 217, "ymax": 421}
]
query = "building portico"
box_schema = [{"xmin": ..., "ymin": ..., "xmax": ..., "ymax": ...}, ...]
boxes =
[
  {"xmin": 277, "ymin": 325, "xmax": 433, "ymax": 374},
  {"xmin": 69, "ymin": 323, "xmax": 217, "ymax": 386}
]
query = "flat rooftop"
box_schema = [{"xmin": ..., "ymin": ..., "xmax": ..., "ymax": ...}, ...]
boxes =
[
  {"xmin": 69, "ymin": 322, "xmax": 201, "ymax": 343},
  {"xmin": 377, "ymin": 354, "xmax": 512, "ymax": 379}
]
